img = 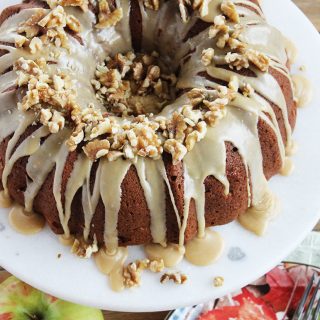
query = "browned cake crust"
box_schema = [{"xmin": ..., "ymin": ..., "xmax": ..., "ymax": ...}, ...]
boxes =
[{"xmin": 0, "ymin": 0, "xmax": 297, "ymax": 246}]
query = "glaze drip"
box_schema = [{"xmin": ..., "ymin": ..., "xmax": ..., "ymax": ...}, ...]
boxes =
[
  {"xmin": 59, "ymin": 234, "xmax": 75, "ymax": 246},
  {"xmin": 145, "ymin": 243, "xmax": 185, "ymax": 267},
  {"xmin": 100, "ymin": 158, "xmax": 131, "ymax": 253},
  {"xmin": 94, "ymin": 247, "xmax": 128, "ymax": 292},
  {"xmin": 0, "ymin": 191, "xmax": 12, "ymax": 208},
  {"xmin": 292, "ymin": 74, "xmax": 313, "ymax": 107},
  {"xmin": 185, "ymin": 229, "xmax": 224, "ymax": 266},
  {"xmin": 280, "ymin": 157, "xmax": 294, "ymax": 177},
  {"xmin": 135, "ymin": 158, "xmax": 167, "ymax": 246},
  {"xmin": 9, "ymin": 205, "xmax": 45, "ymax": 235},
  {"xmin": 238, "ymin": 188, "xmax": 280, "ymax": 236}
]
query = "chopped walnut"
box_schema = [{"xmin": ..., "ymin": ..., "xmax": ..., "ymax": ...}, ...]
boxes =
[
  {"xmin": 107, "ymin": 151, "xmax": 123, "ymax": 161},
  {"xmin": 29, "ymin": 37, "xmax": 43, "ymax": 54},
  {"xmin": 178, "ymin": 0, "xmax": 190, "ymax": 23},
  {"xmin": 96, "ymin": 0, "xmax": 123, "ymax": 29},
  {"xmin": 123, "ymin": 259, "xmax": 165, "ymax": 288},
  {"xmin": 135, "ymin": 258, "xmax": 165, "ymax": 273},
  {"xmin": 12, "ymin": 60, "xmax": 77, "ymax": 151},
  {"xmin": 67, "ymin": 127, "xmax": 85, "ymax": 151},
  {"xmin": 208, "ymin": 15, "xmax": 270, "ymax": 73},
  {"xmin": 228, "ymin": 75, "xmax": 239, "ymax": 92},
  {"xmin": 213, "ymin": 276, "xmax": 224, "ymax": 287},
  {"xmin": 93, "ymin": 51, "xmax": 175, "ymax": 117},
  {"xmin": 143, "ymin": 0, "xmax": 160, "ymax": 10},
  {"xmin": 38, "ymin": 6, "xmax": 64, "ymax": 28},
  {"xmin": 166, "ymin": 112, "xmax": 188, "ymax": 142},
  {"xmin": 160, "ymin": 272, "xmax": 188, "ymax": 284},
  {"xmin": 15, "ymin": 43, "xmax": 234, "ymax": 164},
  {"xmin": 186, "ymin": 87, "xmax": 232, "ymax": 127},
  {"xmin": 47, "ymin": 28, "xmax": 69, "ymax": 49},
  {"xmin": 178, "ymin": 0, "xmax": 240, "ymax": 28},
  {"xmin": 209, "ymin": 20, "xmax": 246, "ymax": 52},
  {"xmin": 221, "ymin": 0, "xmax": 239, "ymax": 23},
  {"xmin": 209, "ymin": 15, "xmax": 229, "ymax": 48},
  {"xmin": 225, "ymin": 52, "xmax": 249, "ymax": 70},
  {"xmin": 16, "ymin": 9, "xmax": 45, "ymax": 39},
  {"xmin": 245, "ymin": 49, "xmax": 270, "ymax": 72},
  {"xmin": 242, "ymin": 83, "xmax": 254, "ymax": 97},
  {"xmin": 45, "ymin": 110, "xmax": 65, "ymax": 133},
  {"xmin": 148, "ymin": 259, "xmax": 165, "ymax": 273},
  {"xmin": 71, "ymin": 238, "xmax": 98, "ymax": 258},
  {"xmin": 133, "ymin": 62, "xmax": 144, "ymax": 80},
  {"xmin": 15, "ymin": 36, "xmax": 28, "ymax": 48},
  {"xmin": 40, "ymin": 109, "xmax": 52, "ymax": 125},
  {"xmin": 16, "ymin": 5, "xmax": 81, "ymax": 52},
  {"xmin": 188, "ymin": 88, "xmax": 206, "ymax": 107},
  {"xmin": 178, "ymin": 0, "xmax": 203, "ymax": 22},
  {"xmin": 228, "ymin": 36, "xmax": 246, "ymax": 52},
  {"xmin": 123, "ymin": 261, "xmax": 141, "ymax": 288},
  {"xmin": 182, "ymin": 105, "xmax": 203, "ymax": 125},
  {"xmin": 66, "ymin": 15, "xmax": 81, "ymax": 32},
  {"xmin": 63, "ymin": 101, "xmax": 164, "ymax": 159},
  {"xmin": 83, "ymin": 139, "xmax": 110, "ymax": 160},
  {"xmin": 201, "ymin": 48, "xmax": 215, "ymax": 66},
  {"xmin": 47, "ymin": 0, "xmax": 89, "ymax": 11},
  {"xmin": 225, "ymin": 49, "xmax": 269, "ymax": 72},
  {"xmin": 164, "ymin": 139, "xmax": 187, "ymax": 165},
  {"xmin": 14, "ymin": 57, "xmax": 77, "ymax": 133},
  {"xmin": 185, "ymin": 121, "xmax": 207, "ymax": 151},
  {"xmin": 126, "ymin": 119, "xmax": 163, "ymax": 159},
  {"xmin": 198, "ymin": 0, "xmax": 240, "ymax": 25},
  {"xmin": 89, "ymin": 120, "xmax": 113, "ymax": 140},
  {"xmin": 139, "ymin": 65, "xmax": 161, "ymax": 93}
]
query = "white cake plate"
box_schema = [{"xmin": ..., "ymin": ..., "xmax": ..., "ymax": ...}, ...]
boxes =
[{"xmin": 0, "ymin": 0, "xmax": 320, "ymax": 312}]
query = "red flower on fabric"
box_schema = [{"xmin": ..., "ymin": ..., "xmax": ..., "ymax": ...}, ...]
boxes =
[{"xmin": 199, "ymin": 288, "xmax": 277, "ymax": 320}]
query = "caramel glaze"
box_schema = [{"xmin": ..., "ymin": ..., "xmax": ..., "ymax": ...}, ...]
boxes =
[
  {"xmin": 292, "ymin": 74, "xmax": 313, "ymax": 107},
  {"xmin": 9, "ymin": 205, "xmax": 45, "ymax": 235},
  {"xmin": 145, "ymin": 243, "xmax": 185, "ymax": 267},
  {"xmin": 0, "ymin": 190, "xmax": 12, "ymax": 208},
  {"xmin": 94, "ymin": 247, "xmax": 128, "ymax": 292}
]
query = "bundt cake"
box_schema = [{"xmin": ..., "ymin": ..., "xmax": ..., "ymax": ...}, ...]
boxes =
[{"xmin": 0, "ymin": 0, "xmax": 304, "ymax": 289}]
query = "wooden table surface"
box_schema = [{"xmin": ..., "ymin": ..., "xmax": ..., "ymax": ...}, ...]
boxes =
[
  {"xmin": 294, "ymin": 0, "xmax": 320, "ymax": 31},
  {"xmin": 104, "ymin": 1, "xmax": 320, "ymax": 319}
]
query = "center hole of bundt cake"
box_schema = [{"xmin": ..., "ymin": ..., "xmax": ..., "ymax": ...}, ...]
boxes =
[{"xmin": 92, "ymin": 51, "xmax": 178, "ymax": 117}]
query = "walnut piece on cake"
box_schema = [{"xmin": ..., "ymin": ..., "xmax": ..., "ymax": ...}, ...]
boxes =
[
  {"xmin": 93, "ymin": 51, "xmax": 175, "ymax": 116},
  {"xmin": 207, "ymin": 17, "xmax": 270, "ymax": 72},
  {"xmin": 14, "ymin": 50, "xmax": 236, "ymax": 163},
  {"xmin": 178, "ymin": 0, "xmax": 203, "ymax": 22},
  {"xmin": 164, "ymin": 139, "xmax": 188, "ymax": 165},
  {"xmin": 221, "ymin": 0, "xmax": 239, "ymax": 23},
  {"xmin": 242, "ymin": 83, "xmax": 255, "ymax": 97},
  {"xmin": 46, "ymin": 0, "xmax": 89, "ymax": 11},
  {"xmin": 16, "ymin": 5, "xmax": 82, "ymax": 52},
  {"xmin": 143, "ymin": 0, "xmax": 160, "ymax": 10},
  {"xmin": 95, "ymin": 0, "xmax": 123, "ymax": 28},
  {"xmin": 225, "ymin": 50, "xmax": 270, "ymax": 72},
  {"xmin": 201, "ymin": 48, "xmax": 215, "ymax": 66},
  {"xmin": 14, "ymin": 57, "xmax": 77, "ymax": 135}
]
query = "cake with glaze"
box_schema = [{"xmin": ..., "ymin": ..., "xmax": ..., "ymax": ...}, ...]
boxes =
[{"xmin": 0, "ymin": 0, "xmax": 303, "ymax": 288}]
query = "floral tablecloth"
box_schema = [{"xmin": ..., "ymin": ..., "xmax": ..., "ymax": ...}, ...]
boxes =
[{"xmin": 167, "ymin": 230, "xmax": 320, "ymax": 320}]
